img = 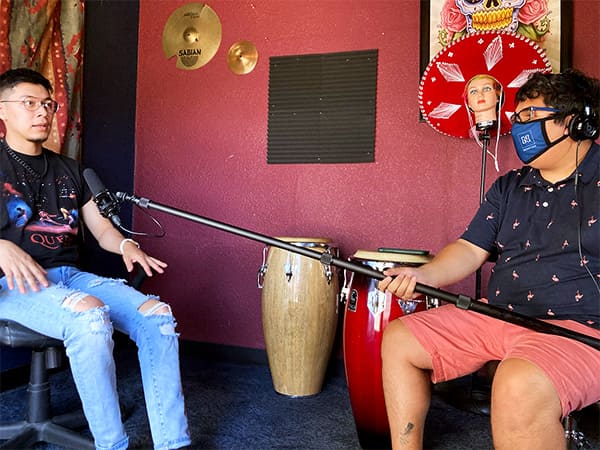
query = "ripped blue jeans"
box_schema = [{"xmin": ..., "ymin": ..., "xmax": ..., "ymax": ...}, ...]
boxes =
[{"xmin": 0, "ymin": 266, "xmax": 191, "ymax": 450}]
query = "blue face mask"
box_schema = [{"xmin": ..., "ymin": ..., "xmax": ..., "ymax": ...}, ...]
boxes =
[{"xmin": 511, "ymin": 117, "xmax": 568, "ymax": 164}]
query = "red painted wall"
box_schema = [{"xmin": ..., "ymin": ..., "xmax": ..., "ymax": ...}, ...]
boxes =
[{"xmin": 135, "ymin": 0, "xmax": 599, "ymax": 348}]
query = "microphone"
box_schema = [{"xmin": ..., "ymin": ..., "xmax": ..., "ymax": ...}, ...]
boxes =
[
  {"xmin": 475, "ymin": 119, "xmax": 496, "ymax": 131},
  {"xmin": 83, "ymin": 168, "xmax": 122, "ymax": 227}
]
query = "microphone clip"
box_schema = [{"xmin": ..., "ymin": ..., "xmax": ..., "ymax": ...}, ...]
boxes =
[
  {"xmin": 94, "ymin": 189, "xmax": 122, "ymax": 226},
  {"xmin": 475, "ymin": 119, "xmax": 496, "ymax": 131}
]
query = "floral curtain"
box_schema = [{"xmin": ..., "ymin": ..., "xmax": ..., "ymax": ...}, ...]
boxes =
[{"xmin": 0, "ymin": 0, "xmax": 84, "ymax": 159}]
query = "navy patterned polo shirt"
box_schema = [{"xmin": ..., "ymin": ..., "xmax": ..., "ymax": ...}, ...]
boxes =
[{"xmin": 461, "ymin": 143, "xmax": 599, "ymax": 329}]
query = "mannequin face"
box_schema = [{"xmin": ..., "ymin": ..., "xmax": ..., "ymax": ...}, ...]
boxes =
[{"xmin": 466, "ymin": 76, "xmax": 499, "ymax": 114}]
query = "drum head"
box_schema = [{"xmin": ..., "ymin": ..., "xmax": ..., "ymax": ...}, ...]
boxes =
[
  {"xmin": 275, "ymin": 237, "xmax": 334, "ymax": 247},
  {"xmin": 352, "ymin": 249, "xmax": 432, "ymax": 265}
]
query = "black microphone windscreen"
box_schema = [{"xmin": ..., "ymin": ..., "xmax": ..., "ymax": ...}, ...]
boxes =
[
  {"xmin": 83, "ymin": 168, "xmax": 106, "ymax": 196},
  {"xmin": 83, "ymin": 168, "xmax": 122, "ymax": 226}
]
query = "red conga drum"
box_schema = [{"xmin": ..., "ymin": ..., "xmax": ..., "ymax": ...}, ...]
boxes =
[
  {"xmin": 259, "ymin": 237, "xmax": 340, "ymax": 397},
  {"xmin": 342, "ymin": 249, "xmax": 433, "ymax": 449}
]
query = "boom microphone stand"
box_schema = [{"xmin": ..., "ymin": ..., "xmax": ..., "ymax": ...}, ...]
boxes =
[
  {"xmin": 115, "ymin": 191, "xmax": 600, "ymax": 351},
  {"xmin": 471, "ymin": 120, "xmax": 494, "ymax": 415},
  {"xmin": 475, "ymin": 120, "xmax": 493, "ymax": 299}
]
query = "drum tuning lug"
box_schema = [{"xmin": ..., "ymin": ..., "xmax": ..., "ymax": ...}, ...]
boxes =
[
  {"xmin": 324, "ymin": 265, "xmax": 333, "ymax": 284},
  {"xmin": 284, "ymin": 263, "xmax": 293, "ymax": 282},
  {"xmin": 339, "ymin": 286, "xmax": 349, "ymax": 304},
  {"xmin": 398, "ymin": 299, "xmax": 419, "ymax": 315},
  {"xmin": 257, "ymin": 246, "xmax": 269, "ymax": 288},
  {"xmin": 257, "ymin": 264, "xmax": 268, "ymax": 288},
  {"xmin": 427, "ymin": 296, "xmax": 440, "ymax": 309},
  {"xmin": 367, "ymin": 290, "xmax": 386, "ymax": 316}
]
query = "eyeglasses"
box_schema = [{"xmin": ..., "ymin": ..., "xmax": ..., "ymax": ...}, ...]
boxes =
[
  {"xmin": 0, "ymin": 98, "xmax": 60, "ymax": 113},
  {"xmin": 511, "ymin": 106, "xmax": 561, "ymax": 124}
]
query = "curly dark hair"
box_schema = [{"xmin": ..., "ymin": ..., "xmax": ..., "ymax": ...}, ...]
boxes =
[
  {"xmin": 515, "ymin": 69, "xmax": 600, "ymax": 128},
  {"xmin": 0, "ymin": 68, "xmax": 53, "ymax": 97}
]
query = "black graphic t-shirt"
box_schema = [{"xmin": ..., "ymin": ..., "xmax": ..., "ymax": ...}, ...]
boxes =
[{"xmin": 0, "ymin": 142, "xmax": 92, "ymax": 270}]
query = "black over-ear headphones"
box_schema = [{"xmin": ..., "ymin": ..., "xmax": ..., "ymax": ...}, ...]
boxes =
[{"xmin": 568, "ymin": 105, "xmax": 600, "ymax": 141}]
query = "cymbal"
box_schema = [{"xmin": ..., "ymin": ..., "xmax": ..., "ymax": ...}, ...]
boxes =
[
  {"xmin": 227, "ymin": 40, "xmax": 258, "ymax": 75},
  {"xmin": 162, "ymin": 3, "xmax": 222, "ymax": 70}
]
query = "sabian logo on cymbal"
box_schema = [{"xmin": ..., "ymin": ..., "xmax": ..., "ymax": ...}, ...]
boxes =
[
  {"xmin": 178, "ymin": 48, "xmax": 201, "ymax": 68},
  {"xmin": 178, "ymin": 48, "xmax": 202, "ymax": 56}
]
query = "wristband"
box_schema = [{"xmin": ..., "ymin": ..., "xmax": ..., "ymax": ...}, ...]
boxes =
[{"xmin": 119, "ymin": 238, "xmax": 140, "ymax": 255}]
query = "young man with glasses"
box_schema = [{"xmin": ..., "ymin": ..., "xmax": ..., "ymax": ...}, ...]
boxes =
[
  {"xmin": 378, "ymin": 69, "xmax": 599, "ymax": 449},
  {"xmin": 0, "ymin": 68, "xmax": 191, "ymax": 449}
]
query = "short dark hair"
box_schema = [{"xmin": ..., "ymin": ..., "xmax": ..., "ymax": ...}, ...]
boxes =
[
  {"xmin": 0, "ymin": 68, "xmax": 53, "ymax": 97},
  {"xmin": 515, "ymin": 69, "xmax": 600, "ymax": 126}
]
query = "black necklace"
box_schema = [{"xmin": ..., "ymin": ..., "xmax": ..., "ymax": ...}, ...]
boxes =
[
  {"xmin": 1, "ymin": 139, "xmax": 49, "ymax": 209},
  {"xmin": 1, "ymin": 140, "xmax": 48, "ymax": 180}
]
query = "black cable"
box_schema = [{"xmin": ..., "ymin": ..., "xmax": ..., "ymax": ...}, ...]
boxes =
[{"xmin": 574, "ymin": 141, "xmax": 600, "ymax": 295}]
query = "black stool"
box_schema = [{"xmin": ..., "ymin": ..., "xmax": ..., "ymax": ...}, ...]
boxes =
[{"xmin": 0, "ymin": 319, "xmax": 95, "ymax": 449}]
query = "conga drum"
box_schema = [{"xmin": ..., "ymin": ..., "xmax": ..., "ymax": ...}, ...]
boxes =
[
  {"xmin": 342, "ymin": 249, "xmax": 433, "ymax": 449},
  {"xmin": 259, "ymin": 237, "xmax": 340, "ymax": 397}
]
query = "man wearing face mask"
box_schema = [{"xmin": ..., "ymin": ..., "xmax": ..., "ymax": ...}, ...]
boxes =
[{"xmin": 378, "ymin": 68, "xmax": 599, "ymax": 449}]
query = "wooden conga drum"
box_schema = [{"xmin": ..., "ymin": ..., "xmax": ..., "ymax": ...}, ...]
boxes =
[
  {"xmin": 342, "ymin": 249, "xmax": 433, "ymax": 449},
  {"xmin": 259, "ymin": 237, "xmax": 339, "ymax": 397}
]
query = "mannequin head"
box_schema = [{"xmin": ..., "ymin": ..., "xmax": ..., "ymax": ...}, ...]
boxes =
[{"xmin": 464, "ymin": 74, "xmax": 503, "ymax": 125}]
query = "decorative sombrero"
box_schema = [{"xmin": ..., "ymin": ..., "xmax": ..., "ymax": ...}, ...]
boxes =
[{"xmin": 419, "ymin": 31, "xmax": 552, "ymax": 139}]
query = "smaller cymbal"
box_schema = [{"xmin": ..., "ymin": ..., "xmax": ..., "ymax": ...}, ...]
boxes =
[{"xmin": 227, "ymin": 40, "xmax": 258, "ymax": 75}]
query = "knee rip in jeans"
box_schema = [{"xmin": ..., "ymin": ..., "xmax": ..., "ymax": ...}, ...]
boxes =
[
  {"xmin": 62, "ymin": 302, "xmax": 112, "ymax": 334},
  {"xmin": 61, "ymin": 291, "xmax": 103, "ymax": 311},
  {"xmin": 138, "ymin": 299, "xmax": 179, "ymax": 336}
]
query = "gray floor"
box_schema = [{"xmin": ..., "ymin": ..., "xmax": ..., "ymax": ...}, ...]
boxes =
[{"xmin": 1, "ymin": 342, "xmax": 598, "ymax": 449}]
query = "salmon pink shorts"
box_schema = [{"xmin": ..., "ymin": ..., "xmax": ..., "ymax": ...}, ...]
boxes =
[{"xmin": 400, "ymin": 304, "xmax": 600, "ymax": 417}]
